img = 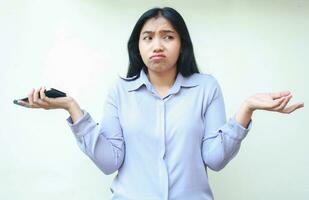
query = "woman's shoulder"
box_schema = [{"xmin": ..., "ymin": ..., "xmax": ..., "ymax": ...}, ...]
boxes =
[
  {"xmin": 111, "ymin": 73, "xmax": 141, "ymax": 92},
  {"xmin": 190, "ymin": 72, "xmax": 217, "ymax": 81},
  {"xmin": 186, "ymin": 72, "xmax": 220, "ymax": 88}
]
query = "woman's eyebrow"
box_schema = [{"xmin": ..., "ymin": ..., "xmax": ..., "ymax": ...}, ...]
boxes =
[
  {"xmin": 141, "ymin": 31, "xmax": 153, "ymax": 35},
  {"xmin": 141, "ymin": 30, "xmax": 176, "ymax": 35},
  {"xmin": 159, "ymin": 30, "xmax": 175, "ymax": 34}
]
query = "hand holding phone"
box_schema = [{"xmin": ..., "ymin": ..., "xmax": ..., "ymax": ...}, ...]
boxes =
[{"xmin": 13, "ymin": 88, "xmax": 67, "ymax": 108}]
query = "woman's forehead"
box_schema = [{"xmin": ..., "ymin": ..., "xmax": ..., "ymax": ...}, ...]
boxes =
[{"xmin": 141, "ymin": 16, "xmax": 176, "ymax": 32}]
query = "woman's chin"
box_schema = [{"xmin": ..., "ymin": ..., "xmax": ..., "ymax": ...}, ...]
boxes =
[{"xmin": 147, "ymin": 66, "xmax": 176, "ymax": 75}]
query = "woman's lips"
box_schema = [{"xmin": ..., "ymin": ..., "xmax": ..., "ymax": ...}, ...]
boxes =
[{"xmin": 150, "ymin": 54, "xmax": 166, "ymax": 60}]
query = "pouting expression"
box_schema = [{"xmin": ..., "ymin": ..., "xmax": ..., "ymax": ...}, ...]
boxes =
[{"xmin": 139, "ymin": 16, "xmax": 181, "ymax": 75}]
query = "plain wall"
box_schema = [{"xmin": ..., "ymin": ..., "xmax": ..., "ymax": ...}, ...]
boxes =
[{"xmin": 1, "ymin": 0, "xmax": 308, "ymax": 199}]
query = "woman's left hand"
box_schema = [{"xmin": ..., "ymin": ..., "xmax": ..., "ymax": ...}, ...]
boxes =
[
  {"xmin": 244, "ymin": 91, "xmax": 304, "ymax": 114},
  {"xmin": 236, "ymin": 91, "xmax": 304, "ymax": 128}
]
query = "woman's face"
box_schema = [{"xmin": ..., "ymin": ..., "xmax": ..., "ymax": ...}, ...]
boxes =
[{"xmin": 138, "ymin": 16, "xmax": 181, "ymax": 75}]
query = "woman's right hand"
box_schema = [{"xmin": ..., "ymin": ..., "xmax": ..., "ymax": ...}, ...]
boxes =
[{"xmin": 18, "ymin": 86, "xmax": 76, "ymax": 111}]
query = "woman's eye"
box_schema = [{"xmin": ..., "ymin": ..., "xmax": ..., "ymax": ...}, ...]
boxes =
[
  {"xmin": 143, "ymin": 36, "xmax": 152, "ymax": 40},
  {"xmin": 165, "ymin": 35, "xmax": 174, "ymax": 40}
]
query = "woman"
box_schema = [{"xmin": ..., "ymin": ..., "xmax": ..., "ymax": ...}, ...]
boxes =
[{"xmin": 18, "ymin": 7, "xmax": 304, "ymax": 200}]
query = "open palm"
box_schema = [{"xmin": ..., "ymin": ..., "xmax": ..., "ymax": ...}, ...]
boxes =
[{"xmin": 246, "ymin": 91, "xmax": 304, "ymax": 114}]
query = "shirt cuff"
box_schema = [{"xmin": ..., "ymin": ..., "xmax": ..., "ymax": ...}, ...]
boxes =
[
  {"xmin": 66, "ymin": 109, "xmax": 96, "ymax": 137},
  {"xmin": 220, "ymin": 116, "xmax": 252, "ymax": 141}
]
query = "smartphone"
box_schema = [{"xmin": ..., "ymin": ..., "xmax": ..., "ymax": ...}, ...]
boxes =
[{"xmin": 13, "ymin": 88, "xmax": 67, "ymax": 106}]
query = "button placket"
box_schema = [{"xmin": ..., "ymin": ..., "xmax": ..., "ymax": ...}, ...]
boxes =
[
  {"xmin": 157, "ymin": 99, "xmax": 169, "ymax": 200},
  {"xmin": 159, "ymin": 100, "xmax": 166, "ymax": 159}
]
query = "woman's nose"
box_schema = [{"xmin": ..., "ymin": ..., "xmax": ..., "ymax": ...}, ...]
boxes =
[{"xmin": 153, "ymin": 38, "xmax": 164, "ymax": 52}]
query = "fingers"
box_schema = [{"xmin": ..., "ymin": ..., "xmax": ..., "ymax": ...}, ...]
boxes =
[
  {"xmin": 266, "ymin": 96, "xmax": 286, "ymax": 109},
  {"xmin": 28, "ymin": 88, "xmax": 36, "ymax": 108},
  {"xmin": 273, "ymin": 95, "xmax": 292, "ymax": 111},
  {"xmin": 33, "ymin": 87, "xmax": 41, "ymax": 103},
  {"xmin": 281, "ymin": 102, "xmax": 304, "ymax": 114},
  {"xmin": 270, "ymin": 91, "xmax": 290, "ymax": 99},
  {"xmin": 263, "ymin": 91, "xmax": 304, "ymax": 114},
  {"xmin": 272, "ymin": 93, "xmax": 304, "ymax": 114},
  {"xmin": 26, "ymin": 86, "xmax": 50, "ymax": 109},
  {"xmin": 39, "ymin": 86, "xmax": 50, "ymax": 103},
  {"xmin": 37, "ymin": 86, "xmax": 52, "ymax": 109}
]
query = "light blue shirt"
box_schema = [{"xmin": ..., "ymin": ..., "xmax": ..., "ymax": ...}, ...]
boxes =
[{"xmin": 67, "ymin": 69, "xmax": 251, "ymax": 200}]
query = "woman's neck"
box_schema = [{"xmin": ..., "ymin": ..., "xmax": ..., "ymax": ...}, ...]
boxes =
[{"xmin": 147, "ymin": 67, "xmax": 177, "ymax": 89}]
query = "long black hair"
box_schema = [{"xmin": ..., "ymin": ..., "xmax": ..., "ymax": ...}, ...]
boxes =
[{"xmin": 126, "ymin": 7, "xmax": 199, "ymax": 80}]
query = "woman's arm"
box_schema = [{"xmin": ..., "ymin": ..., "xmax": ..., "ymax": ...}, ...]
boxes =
[
  {"xmin": 201, "ymin": 81, "xmax": 304, "ymax": 172},
  {"xmin": 202, "ymin": 80, "xmax": 251, "ymax": 171},
  {"xmin": 67, "ymin": 100, "xmax": 83, "ymax": 123},
  {"xmin": 66, "ymin": 85, "xmax": 125, "ymax": 175},
  {"xmin": 20, "ymin": 86, "xmax": 125, "ymax": 175}
]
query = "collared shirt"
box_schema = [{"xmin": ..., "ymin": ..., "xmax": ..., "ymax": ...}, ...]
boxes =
[{"xmin": 67, "ymin": 69, "xmax": 251, "ymax": 200}]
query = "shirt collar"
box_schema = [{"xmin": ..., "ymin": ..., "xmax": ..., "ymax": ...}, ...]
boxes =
[{"xmin": 126, "ymin": 69, "xmax": 199, "ymax": 92}]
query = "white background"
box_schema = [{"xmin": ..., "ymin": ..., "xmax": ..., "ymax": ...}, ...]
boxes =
[{"xmin": 1, "ymin": 0, "xmax": 308, "ymax": 199}]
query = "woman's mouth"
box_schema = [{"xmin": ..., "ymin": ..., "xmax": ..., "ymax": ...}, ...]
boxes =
[{"xmin": 150, "ymin": 54, "xmax": 166, "ymax": 60}]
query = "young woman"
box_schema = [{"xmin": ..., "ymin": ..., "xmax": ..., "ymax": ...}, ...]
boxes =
[{"xmin": 18, "ymin": 7, "xmax": 304, "ymax": 200}]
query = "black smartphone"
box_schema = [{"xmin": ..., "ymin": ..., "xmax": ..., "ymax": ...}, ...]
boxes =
[{"xmin": 13, "ymin": 88, "xmax": 67, "ymax": 106}]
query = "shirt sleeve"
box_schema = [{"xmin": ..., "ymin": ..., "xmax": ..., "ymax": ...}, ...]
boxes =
[
  {"xmin": 66, "ymin": 85, "xmax": 125, "ymax": 175},
  {"xmin": 201, "ymin": 79, "xmax": 252, "ymax": 171}
]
